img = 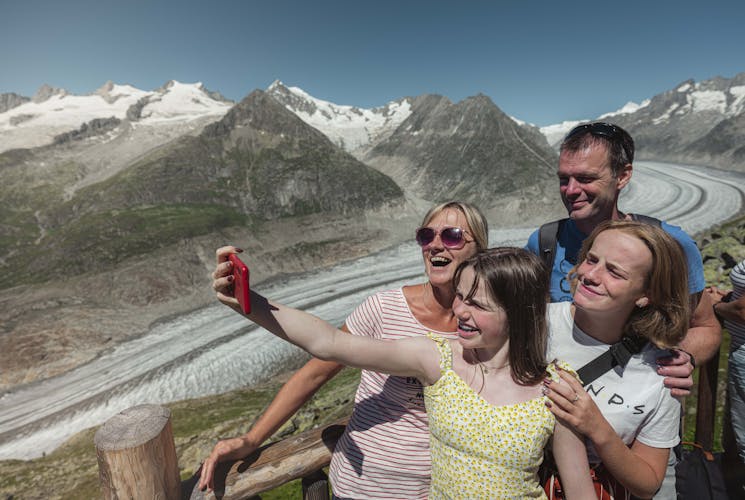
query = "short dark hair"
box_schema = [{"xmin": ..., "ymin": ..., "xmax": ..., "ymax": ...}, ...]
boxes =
[
  {"xmin": 560, "ymin": 122, "xmax": 635, "ymax": 177},
  {"xmin": 453, "ymin": 247, "xmax": 549, "ymax": 385}
]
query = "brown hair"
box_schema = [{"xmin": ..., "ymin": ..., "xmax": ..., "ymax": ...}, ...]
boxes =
[
  {"xmin": 570, "ymin": 220, "xmax": 690, "ymax": 348},
  {"xmin": 454, "ymin": 247, "xmax": 549, "ymax": 385},
  {"xmin": 421, "ymin": 201, "xmax": 488, "ymax": 251}
]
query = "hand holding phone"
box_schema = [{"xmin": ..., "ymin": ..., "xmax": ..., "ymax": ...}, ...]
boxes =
[{"xmin": 229, "ymin": 253, "xmax": 251, "ymax": 314}]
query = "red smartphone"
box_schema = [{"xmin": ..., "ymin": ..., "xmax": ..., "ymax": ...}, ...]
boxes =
[{"xmin": 228, "ymin": 253, "xmax": 251, "ymax": 314}]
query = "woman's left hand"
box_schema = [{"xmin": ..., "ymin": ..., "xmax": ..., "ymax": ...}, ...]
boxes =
[{"xmin": 543, "ymin": 366, "xmax": 608, "ymax": 440}]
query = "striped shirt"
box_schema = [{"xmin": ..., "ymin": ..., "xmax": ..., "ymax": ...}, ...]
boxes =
[
  {"xmin": 726, "ymin": 260, "xmax": 745, "ymax": 345},
  {"xmin": 328, "ymin": 288, "xmax": 457, "ymax": 500}
]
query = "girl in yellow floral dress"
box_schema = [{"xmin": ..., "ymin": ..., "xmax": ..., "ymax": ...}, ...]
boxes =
[{"xmin": 217, "ymin": 247, "xmax": 596, "ymax": 499}]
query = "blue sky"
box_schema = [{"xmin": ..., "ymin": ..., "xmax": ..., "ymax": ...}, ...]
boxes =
[{"xmin": 2, "ymin": 0, "xmax": 744, "ymax": 126}]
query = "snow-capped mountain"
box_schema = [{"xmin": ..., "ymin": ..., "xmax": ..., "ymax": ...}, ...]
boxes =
[
  {"xmin": 540, "ymin": 101, "xmax": 650, "ymax": 148},
  {"xmin": 0, "ymin": 80, "xmax": 233, "ymax": 153},
  {"xmin": 539, "ymin": 72, "xmax": 745, "ymax": 171},
  {"xmin": 539, "ymin": 119, "xmax": 589, "ymax": 148},
  {"xmin": 267, "ymin": 80, "xmax": 412, "ymax": 155},
  {"xmin": 604, "ymin": 73, "xmax": 745, "ymax": 171}
]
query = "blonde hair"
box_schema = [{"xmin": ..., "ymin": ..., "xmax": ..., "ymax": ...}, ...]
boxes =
[
  {"xmin": 570, "ymin": 220, "xmax": 690, "ymax": 348},
  {"xmin": 421, "ymin": 201, "xmax": 488, "ymax": 251}
]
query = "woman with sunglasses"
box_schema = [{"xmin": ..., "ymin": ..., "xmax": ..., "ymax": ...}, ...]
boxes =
[
  {"xmin": 543, "ymin": 221, "xmax": 689, "ymax": 499},
  {"xmin": 205, "ymin": 245, "xmax": 596, "ymax": 498},
  {"xmin": 199, "ymin": 202, "xmax": 490, "ymax": 498}
]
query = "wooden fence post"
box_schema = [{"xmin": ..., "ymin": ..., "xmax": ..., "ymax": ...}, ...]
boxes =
[
  {"xmin": 94, "ymin": 404, "xmax": 180, "ymax": 500},
  {"xmin": 695, "ymin": 349, "xmax": 721, "ymax": 450}
]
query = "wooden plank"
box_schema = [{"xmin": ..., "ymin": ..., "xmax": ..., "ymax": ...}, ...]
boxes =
[
  {"xmin": 695, "ymin": 351, "xmax": 720, "ymax": 450},
  {"xmin": 186, "ymin": 417, "xmax": 348, "ymax": 500}
]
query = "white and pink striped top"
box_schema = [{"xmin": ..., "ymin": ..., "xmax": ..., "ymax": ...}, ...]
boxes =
[{"xmin": 328, "ymin": 288, "xmax": 456, "ymax": 499}]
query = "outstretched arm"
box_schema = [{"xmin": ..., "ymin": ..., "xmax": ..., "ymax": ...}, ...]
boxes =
[
  {"xmin": 245, "ymin": 288, "xmax": 439, "ymax": 380},
  {"xmin": 545, "ymin": 370, "xmax": 669, "ymax": 498},
  {"xmin": 212, "ymin": 246, "xmax": 439, "ymax": 380},
  {"xmin": 213, "ymin": 246, "xmax": 440, "ymax": 379},
  {"xmin": 199, "ymin": 247, "xmax": 351, "ymax": 491}
]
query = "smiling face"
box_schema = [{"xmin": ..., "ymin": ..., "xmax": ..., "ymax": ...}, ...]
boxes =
[
  {"xmin": 420, "ymin": 208, "xmax": 479, "ymax": 290},
  {"xmin": 557, "ymin": 142, "xmax": 631, "ymax": 234},
  {"xmin": 573, "ymin": 229, "xmax": 652, "ymax": 318},
  {"xmin": 452, "ymin": 265, "xmax": 509, "ymax": 350}
]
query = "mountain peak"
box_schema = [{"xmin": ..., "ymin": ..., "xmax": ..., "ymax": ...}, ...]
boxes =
[
  {"xmin": 267, "ymin": 82, "xmax": 412, "ymax": 154},
  {"xmin": 33, "ymin": 84, "xmax": 67, "ymax": 103},
  {"xmin": 268, "ymin": 80, "xmax": 286, "ymax": 91}
]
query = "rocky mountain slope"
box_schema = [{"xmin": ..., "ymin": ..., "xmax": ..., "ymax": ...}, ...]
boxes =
[
  {"xmin": 267, "ymin": 80, "xmax": 413, "ymax": 155},
  {"xmin": 541, "ymin": 72, "xmax": 745, "ymax": 172},
  {"xmin": 361, "ymin": 93, "xmax": 558, "ymax": 209},
  {"xmin": 271, "ymin": 83, "xmax": 562, "ymax": 222},
  {"xmin": 0, "ymin": 86, "xmax": 409, "ymax": 389}
]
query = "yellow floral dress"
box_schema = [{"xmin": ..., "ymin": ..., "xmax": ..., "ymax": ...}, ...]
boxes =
[{"xmin": 424, "ymin": 334, "xmax": 571, "ymax": 499}]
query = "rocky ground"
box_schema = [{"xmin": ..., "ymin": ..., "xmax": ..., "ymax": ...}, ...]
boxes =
[{"xmin": 1, "ymin": 214, "xmax": 743, "ymax": 500}]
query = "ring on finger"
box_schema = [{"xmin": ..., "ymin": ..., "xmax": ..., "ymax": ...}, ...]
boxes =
[{"xmin": 572, "ymin": 393, "xmax": 580, "ymax": 403}]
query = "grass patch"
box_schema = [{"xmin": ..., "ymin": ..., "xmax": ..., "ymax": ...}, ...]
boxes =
[{"xmin": 0, "ymin": 203, "xmax": 250, "ymax": 289}]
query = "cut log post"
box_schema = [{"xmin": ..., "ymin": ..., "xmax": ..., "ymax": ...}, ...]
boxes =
[{"xmin": 95, "ymin": 404, "xmax": 180, "ymax": 500}]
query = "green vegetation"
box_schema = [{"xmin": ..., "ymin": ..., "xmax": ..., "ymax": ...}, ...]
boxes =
[{"xmin": 0, "ymin": 204, "xmax": 249, "ymax": 289}]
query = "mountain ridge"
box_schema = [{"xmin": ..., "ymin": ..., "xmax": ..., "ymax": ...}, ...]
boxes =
[{"xmin": 540, "ymin": 72, "xmax": 745, "ymax": 172}]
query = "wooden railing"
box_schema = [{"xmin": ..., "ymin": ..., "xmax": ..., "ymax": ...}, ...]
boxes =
[
  {"xmin": 182, "ymin": 417, "xmax": 349, "ymax": 500},
  {"xmin": 94, "ymin": 356, "xmax": 722, "ymax": 500},
  {"xmin": 94, "ymin": 407, "xmax": 348, "ymax": 500}
]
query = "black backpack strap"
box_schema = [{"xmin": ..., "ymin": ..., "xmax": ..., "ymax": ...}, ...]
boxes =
[
  {"xmin": 538, "ymin": 219, "xmax": 566, "ymax": 269},
  {"xmin": 577, "ymin": 334, "xmax": 648, "ymax": 385},
  {"xmin": 630, "ymin": 213, "xmax": 662, "ymax": 228}
]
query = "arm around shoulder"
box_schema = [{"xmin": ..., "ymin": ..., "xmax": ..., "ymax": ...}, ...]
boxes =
[{"xmin": 679, "ymin": 291, "xmax": 722, "ymax": 365}]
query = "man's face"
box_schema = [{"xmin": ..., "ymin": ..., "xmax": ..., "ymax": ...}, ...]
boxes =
[{"xmin": 557, "ymin": 142, "xmax": 630, "ymax": 231}]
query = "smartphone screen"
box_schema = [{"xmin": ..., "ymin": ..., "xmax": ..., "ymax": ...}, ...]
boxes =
[{"xmin": 228, "ymin": 254, "xmax": 251, "ymax": 314}]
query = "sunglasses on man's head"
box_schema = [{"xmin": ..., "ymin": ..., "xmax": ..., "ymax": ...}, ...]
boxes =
[
  {"xmin": 415, "ymin": 226, "xmax": 470, "ymax": 249},
  {"xmin": 565, "ymin": 122, "xmax": 633, "ymax": 161}
]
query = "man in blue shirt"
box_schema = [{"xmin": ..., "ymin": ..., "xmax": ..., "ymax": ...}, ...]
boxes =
[
  {"xmin": 526, "ymin": 122, "xmax": 721, "ymax": 499},
  {"xmin": 526, "ymin": 122, "xmax": 720, "ymax": 370}
]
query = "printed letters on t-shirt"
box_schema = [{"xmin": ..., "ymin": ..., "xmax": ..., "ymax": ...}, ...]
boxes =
[{"xmin": 585, "ymin": 383, "xmax": 646, "ymax": 416}]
